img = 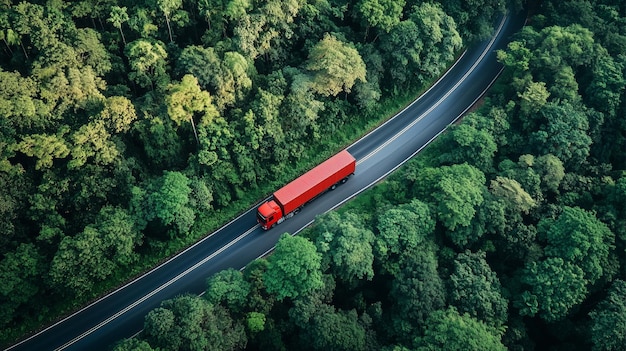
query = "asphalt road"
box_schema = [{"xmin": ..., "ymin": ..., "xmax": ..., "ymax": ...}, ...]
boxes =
[{"xmin": 6, "ymin": 10, "xmax": 526, "ymax": 351}]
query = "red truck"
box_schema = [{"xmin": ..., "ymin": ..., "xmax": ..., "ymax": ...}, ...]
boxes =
[{"xmin": 257, "ymin": 150, "xmax": 356, "ymax": 230}]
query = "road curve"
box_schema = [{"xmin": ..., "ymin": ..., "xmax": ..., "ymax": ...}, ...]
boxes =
[{"xmin": 6, "ymin": 10, "xmax": 526, "ymax": 351}]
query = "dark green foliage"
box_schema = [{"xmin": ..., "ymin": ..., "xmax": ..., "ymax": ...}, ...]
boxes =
[
  {"xmin": 313, "ymin": 212, "xmax": 376, "ymax": 286},
  {"xmin": 448, "ymin": 251, "xmax": 508, "ymax": 327},
  {"xmin": 143, "ymin": 295, "xmax": 247, "ymax": 351},
  {"xmin": 3, "ymin": 0, "xmax": 625, "ymax": 350},
  {"xmin": 264, "ymin": 234, "xmax": 324, "ymax": 301},
  {"xmin": 589, "ymin": 280, "xmax": 626, "ymax": 351},
  {"xmin": 415, "ymin": 307, "xmax": 506, "ymax": 351}
]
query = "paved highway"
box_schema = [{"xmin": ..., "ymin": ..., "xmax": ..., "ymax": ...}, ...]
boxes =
[{"xmin": 6, "ymin": 10, "xmax": 526, "ymax": 351}]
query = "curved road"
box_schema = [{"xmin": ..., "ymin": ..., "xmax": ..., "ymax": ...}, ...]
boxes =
[{"xmin": 7, "ymin": 10, "xmax": 526, "ymax": 351}]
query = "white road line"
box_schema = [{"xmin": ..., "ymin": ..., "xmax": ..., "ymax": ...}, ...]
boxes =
[
  {"xmin": 55, "ymin": 224, "xmax": 260, "ymax": 350},
  {"xmin": 356, "ymin": 13, "xmax": 507, "ymax": 166},
  {"xmin": 6, "ymin": 207, "xmax": 263, "ymax": 351}
]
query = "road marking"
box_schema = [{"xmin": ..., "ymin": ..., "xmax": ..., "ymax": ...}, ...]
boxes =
[
  {"xmin": 55, "ymin": 224, "xmax": 260, "ymax": 350},
  {"xmin": 6, "ymin": 207, "xmax": 263, "ymax": 350},
  {"xmin": 356, "ymin": 13, "xmax": 507, "ymax": 166}
]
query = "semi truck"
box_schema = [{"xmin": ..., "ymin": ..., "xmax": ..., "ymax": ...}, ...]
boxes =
[{"xmin": 257, "ymin": 150, "xmax": 356, "ymax": 230}]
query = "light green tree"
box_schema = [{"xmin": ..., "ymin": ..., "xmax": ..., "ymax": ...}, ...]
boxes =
[
  {"xmin": 305, "ymin": 34, "xmax": 366, "ymax": 97},
  {"xmin": 108, "ymin": 6, "xmax": 129, "ymax": 45}
]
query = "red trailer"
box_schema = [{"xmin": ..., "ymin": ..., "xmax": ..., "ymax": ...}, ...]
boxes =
[{"xmin": 257, "ymin": 150, "xmax": 356, "ymax": 230}]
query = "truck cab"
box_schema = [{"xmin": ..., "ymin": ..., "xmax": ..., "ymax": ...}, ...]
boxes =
[{"xmin": 257, "ymin": 200, "xmax": 282, "ymax": 230}]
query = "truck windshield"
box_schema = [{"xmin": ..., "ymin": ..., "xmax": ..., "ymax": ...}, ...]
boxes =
[{"xmin": 256, "ymin": 211, "xmax": 266, "ymax": 223}]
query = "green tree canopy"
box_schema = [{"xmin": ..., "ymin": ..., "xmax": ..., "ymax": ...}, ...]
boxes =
[
  {"xmin": 305, "ymin": 33, "xmax": 366, "ymax": 97},
  {"xmin": 589, "ymin": 280, "xmax": 626, "ymax": 351},
  {"xmin": 375, "ymin": 199, "xmax": 435, "ymax": 275},
  {"xmin": 143, "ymin": 295, "xmax": 247, "ymax": 351},
  {"xmin": 517, "ymin": 257, "xmax": 587, "ymax": 322},
  {"xmin": 448, "ymin": 250, "xmax": 508, "ymax": 327},
  {"xmin": 313, "ymin": 212, "xmax": 375, "ymax": 286},
  {"xmin": 415, "ymin": 307, "xmax": 506, "ymax": 351},
  {"xmin": 540, "ymin": 206, "xmax": 616, "ymax": 286},
  {"xmin": 264, "ymin": 234, "xmax": 324, "ymax": 300}
]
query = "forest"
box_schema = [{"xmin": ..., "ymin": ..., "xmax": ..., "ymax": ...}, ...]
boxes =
[{"xmin": 1, "ymin": 0, "xmax": 625, "ymax": 350}]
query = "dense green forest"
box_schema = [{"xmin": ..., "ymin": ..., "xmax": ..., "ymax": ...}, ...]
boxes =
[
  {"xmin": 1, "ymin": 0, "xmax": 625, "ymax": 349},
  {"xmin": 0, "ymin": 0, "xmax": 516, "ymax": 345},
  {"xmin": 104, "ymin": 0, "xmax": 626, "ymax": 350}
]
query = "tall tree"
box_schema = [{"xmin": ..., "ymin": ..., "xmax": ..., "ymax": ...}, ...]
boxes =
[
  {"xmin": 166, "ymin": 74, "xmax": 218, "ymax": 144},
  {"xmin": 264, "ymin": 234, "xmax": 324, "ymax": 300},
  {"xmin": 357, "ymin": 0, "xmax": 405, "ymax": 37},
  {"xmin": 125, "ymin": 39, "xmax": 169, "ymax": 90},
  {"xmin": 143, "ymin": 295, "xmax": 247, "ymax": 351},
  {"xmin": 415, "ymin": 307, "xmax": 506, "ymax": 351},
  {"xmin": 516, "ymin": 257, "xmax": 587, "ymax": 322},
  {"xmin": 108, "ymin": 6, "xmax": 129, "ymax": 46},
  {"xmin": 448, "ymin": 250, "xmax": 508, "ymax": 328},
  {"xmin": 540, "ymin": 206, "xmax": 616, "ymax": 286},
  {"xmin": 411, "ymin": 163, "xmax": 486, "ymax": 235},
  {"xmin": 157, "ymin": 0, "xmax": 183, "ymax": 43},
  {"xmin": 389, "ymin": 248, "xmax": 445, "ymax": 341},
  {"xmin": 305, "ymin": 34, "xmax": 366, "ymax": 97},
  {"xmin": 589, "ymin": 280, "xmax": 626, "ymax": 351},
  {"xmin": 375, "ymin": 199, "xmax": 435, "ymax": 275},
  {"xmin": 313, "ymin": 212, "xmax": 375, "ymax": 286}
]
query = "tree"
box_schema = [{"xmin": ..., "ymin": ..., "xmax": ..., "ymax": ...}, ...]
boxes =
[
  {"xmin": 411, "ymin": 2, "xmax": 462, "ymax": 81},
  {"xmin": 297, "ymin": 304, "xmax": 367, "ymax": 351},
  {"xmin": 205, "ymin": 268, "xmax": 251, "ymax": 314},
  {"xmin": 68, "ymin": 120, "xmax": 120, "ymax": 169},
  {"xmin": 305, "ymin": 33, "xmax": 366, "ymax": 97},
  {"xmin": 534, "ymin": 154, "xmax": 565, "ymax": 193},
  {"xmin": 589, "ymin": 280, "xmax": 626, "ymax": 351},
  {"xmin": 48, "ymin": 206, "xmax": 139, "ymax": 295},
  {"xmin": 48, "ymin": 226, "xmax": 115, "ymax": 294},
  {"xmin": 166, "ymin": 74, "xmax": 218, "ymax": 144},
  {"xmin": 436, "ymin": 123, "xmax": 497, "ymax": 172},
  {"xmin": 378, "ymin": 19, "xmax": 423, "ymax": 87},
  {"xmin": 133, "ymin": 171, "xmax": 195, "ymax": 235},
  {"xmin": 416, "ymin": 307, "xmax": 506, "ymax": 351},
  {"xmin": 375, "ymin": 199, "xmax": 435, "ymax": 275},
  {"xmin": 112, "ymin": 338, "xmax": 155, "ymax": 351},
  {"xmin": 108, "ymin": 6, "xmax": 129, "ymax": 46},
  {"xmin": 516, "ymin": 257, "xmax": 587, "ymax": 322},
  {"xmin": 448, "ymin": 251, "xmax": 508, "ymax": 327},
  {"xmin": 0, "ymin": 244, "xmax": 45, "ymax": 327},
  {"xmin": 531, "ymin": 101, "xmax": 592, "ymax": 170},
  {"xmin": 264, "ymin": 234, "xmax": 324, "ymax": 300},
  {"xmin": 540, "ymin": 206, "xmax": 616, "ymax": 286},
  {"xmin": 125, "ymin": 39, "xmax": 169, "ymax": 90},
  {"xmin": 157, "ymin": 0, "xmax": 183, "ymax": 43},
  {"xmin": 389, "ymin": 248, "xmax": 445, "ymax": 340},
  {"xmin": 489, "ymin": 176, "xmax": 536, "ymax": 214},
  {"xmin": 15, "ymin": 133, "xmax": 70, "ymax": 170},
  {"xmin": 72, "ymin": 28, "xmax": 112, "ymax": 76},
  {"xmin": 98, "ymin": 96, "xmax": 137, "ymax": 133},
  {"xmin": 313, "ymin": 212, "xmax": 375, "ymax": 286},
  {"xmin": 144, "ymin": 295, "xmax": 247, "ymax": 351},
  {"xmin": 518, "ymin": 81, "xmax": 550, "ymax": 116},
  {"xmin": 412, "ymin": 163, "xmax": 486, "ymax": 234},
  {"xmin": 357, "ymin": 0, "xmax": 405, "ymax": 36}
]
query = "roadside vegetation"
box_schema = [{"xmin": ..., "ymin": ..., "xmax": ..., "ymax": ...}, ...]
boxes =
[
  {"xmin": 112, "ymin": 0, "xmax": 625, "ymax": 350},
  {"xmin": 0, "ymin": 0, "xmax": 511, "ymax": 346}
]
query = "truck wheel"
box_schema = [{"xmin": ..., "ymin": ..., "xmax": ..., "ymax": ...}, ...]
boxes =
[
  {"xmin": 341, "ymin": 177, "xmax": 348, "ymax": 184},
  {"xmin": 331, "ymin": 184, "xmax": 337, "ymax": 190},
  {"xmin": 271, "ymin": 223, "xmax": 276, "ymax": 229}
]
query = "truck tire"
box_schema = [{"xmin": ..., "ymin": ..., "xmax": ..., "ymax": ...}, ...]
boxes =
[{"xmin": 331, "ymin": 184, "xmax": 337, "ymax": 190}]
